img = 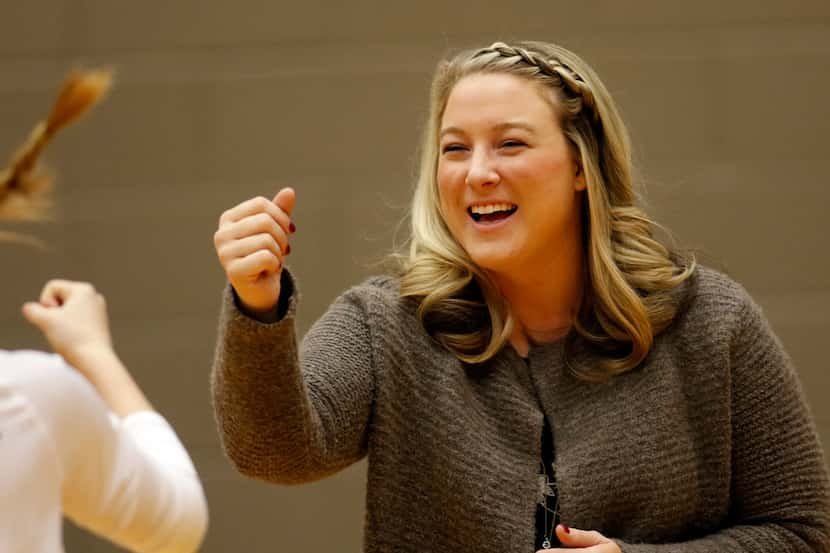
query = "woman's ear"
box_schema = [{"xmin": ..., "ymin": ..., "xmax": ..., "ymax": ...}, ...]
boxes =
[{"xmin": 574, "ymin": 162, "xmax": 587, "ymax": 191}]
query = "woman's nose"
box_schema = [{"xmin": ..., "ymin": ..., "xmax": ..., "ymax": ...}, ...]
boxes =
[{"xmin": 464, "ymin": 150, "xmax": 501, "ymax": 188}]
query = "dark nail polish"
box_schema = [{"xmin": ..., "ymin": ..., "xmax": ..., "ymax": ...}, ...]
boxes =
[
  {"xmin": 289, "ymin": 222, "xmax": 296, "ymax": 233},
  {"xmin": 285, "ymin": 244, "xmax": 291, "ymax": 255},
  {"xmin": 562, "ymin": 524, "xmax": 570, "ymax": 534}
]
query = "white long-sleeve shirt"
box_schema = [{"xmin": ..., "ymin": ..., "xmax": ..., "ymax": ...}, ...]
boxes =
[{"xmin": 0, "ymin": 349, "xmax": 208, "ymax": 552}]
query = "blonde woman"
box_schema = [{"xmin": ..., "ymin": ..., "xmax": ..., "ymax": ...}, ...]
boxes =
[
  {"xmin": 212, "ymin": 41, "xmax": 830, "ymax": 552},
  {"xmin": 0, "ymin": 71, "xmax": 207, "ymax": 552}
]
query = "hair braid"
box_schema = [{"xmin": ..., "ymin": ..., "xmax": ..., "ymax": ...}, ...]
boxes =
[{"xmin": 474, "ymin": 42, "xmax": 600, "ymax": 123}]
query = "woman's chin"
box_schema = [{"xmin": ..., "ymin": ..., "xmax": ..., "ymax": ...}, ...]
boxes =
[{"xmin": 468, "ymin": 249, "xmax": 519, "ymax": 274}]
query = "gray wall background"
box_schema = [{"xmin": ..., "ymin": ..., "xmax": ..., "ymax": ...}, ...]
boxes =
[{"xmin": 1, "ymin": 1, "xmax": 828, "ymax": 551}]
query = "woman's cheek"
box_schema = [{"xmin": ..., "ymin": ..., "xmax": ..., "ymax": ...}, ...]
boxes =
[
  {"xmin": 438, "ymin": 163, "xmax": 467, "ymax": 197},
  {"xmin": 436, "ymin": 172, "xmax": 454, "ymax": 209}
]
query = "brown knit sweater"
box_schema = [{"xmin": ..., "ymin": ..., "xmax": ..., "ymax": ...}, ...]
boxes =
[{"xmin": 211, "ymin": 266, "xmax": 830, "ymax": 552}]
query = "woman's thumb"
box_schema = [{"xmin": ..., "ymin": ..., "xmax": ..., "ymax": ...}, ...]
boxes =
[
  {"xmin": 21, "ymin": 302, "xmax": 51, "ymax": 329},
  {"xmin": 272, "ymin": 187, "xmax": 296, "ymax": 217},
  {"xmin": 556, "ymin": 525, "xmax": 605, "ymax": 548}
]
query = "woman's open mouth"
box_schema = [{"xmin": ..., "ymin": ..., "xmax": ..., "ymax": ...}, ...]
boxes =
[{"xmin": 468, "ymin": 203, "xmax": 518, "ymax": 223}]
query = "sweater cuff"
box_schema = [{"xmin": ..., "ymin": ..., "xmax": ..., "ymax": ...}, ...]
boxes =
[{"xmin": 228, "ymin": 269, "xmax": 298, "ymax": 325}]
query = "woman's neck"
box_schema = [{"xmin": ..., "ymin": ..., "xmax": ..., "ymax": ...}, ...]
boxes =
[{"xmin": 491, "ymin": 243, "xmax": 585, "ymax": 357}]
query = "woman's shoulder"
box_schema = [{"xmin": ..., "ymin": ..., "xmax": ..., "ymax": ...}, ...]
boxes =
[
  {"xmin": 337, "ymin": 273, "xmax": 420, "ymax": 328},
  {"xmin": 0, "ymin": 349, "xmax": 116, "ymax": 465},
  {"xmin": 673, "ymin": 264, "xmax": 757, "ymax": 332},
  {"xmin": 688, "ymin": 265, "xmax": 750, "ymax": 303},
  {"xmin": 343, "ymin": 273, "xmax": 402, "ymax": 305}
]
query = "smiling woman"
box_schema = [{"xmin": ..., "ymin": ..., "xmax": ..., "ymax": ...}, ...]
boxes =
[
  {"xmin": 211, "ymin": 41, "xmax": 830, "ymax": 553},
  {"xmin": 432, "ymin": 72, "xmax": 588, "ymax": 357},
  {"xmin": 403, "ymin": 42, "xmax": 693, "ymax": 372}
]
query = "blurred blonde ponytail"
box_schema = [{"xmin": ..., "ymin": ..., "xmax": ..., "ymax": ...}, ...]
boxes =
[{"xmin": 0, "ymin": 68, "xmax": 112, "ymax": 243}]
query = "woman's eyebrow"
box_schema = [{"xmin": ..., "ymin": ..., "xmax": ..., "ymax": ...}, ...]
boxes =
[
  {"xmin": 439, "ymin": 126, "xmax": 465, "ymax": 139},
  {"xmin": 493, "ymin": 121, "xmax": 536, "ymax": 133},
  {"xmin": 439, "ymin": 121, "xmax": 536, "ymax": 139}
]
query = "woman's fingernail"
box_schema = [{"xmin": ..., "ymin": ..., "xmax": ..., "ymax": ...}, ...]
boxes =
[
  {"xmin": 285, "ymin": 244, "xmax": 291, "ymax": 255},
  {"xmin": 289, "ymin": 222, "xmax": 296, "ymax": 233},
  {"xmin": 562, "ymin": 524, "xmax": 570, "ymax": 534}
]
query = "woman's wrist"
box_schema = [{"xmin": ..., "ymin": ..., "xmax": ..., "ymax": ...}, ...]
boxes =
[
  {"xmin": 237, "ymin": 295, "xmax": 282, "ymax": 323},
  {"xmin": 233, "ymin": 284, "xmax": 288, "ymax": 323}
]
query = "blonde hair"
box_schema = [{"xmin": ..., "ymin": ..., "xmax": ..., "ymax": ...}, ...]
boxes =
[
  {"xmin": 398, "ymin": 41, "xmax": 695, "ymax": 380},
  {"xmin": 0, "ymin": 68, "xmax": 111, "ymax": 243}
]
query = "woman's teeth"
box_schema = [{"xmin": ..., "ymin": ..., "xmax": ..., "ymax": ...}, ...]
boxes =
[{"xmin": 468, "ymin": 203, "xmax": 518, "ymax": 222}]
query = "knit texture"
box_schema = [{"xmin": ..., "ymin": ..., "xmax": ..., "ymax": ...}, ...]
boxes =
[{"xmin": 211, "ymin": 267, "xmax": 830, "ymax": 552}]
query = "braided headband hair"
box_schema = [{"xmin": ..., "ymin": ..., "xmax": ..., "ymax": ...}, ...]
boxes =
[{"xmin": 471, "ymin": 42, "xmax": 600, "ymax": 124}]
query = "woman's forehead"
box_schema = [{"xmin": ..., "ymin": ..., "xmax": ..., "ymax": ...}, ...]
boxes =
[{"xmin": 441, "ymin": 73, "xmax": 559, "ymax": 133}]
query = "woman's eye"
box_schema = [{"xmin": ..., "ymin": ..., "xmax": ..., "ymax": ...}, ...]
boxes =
[
  {"xmin": 441, "ymin": 144, "xmax": 467, "ymax": 154},
  {"xmin": 501, "ymin": 140, "xmax": 526, "ymax": 148}
]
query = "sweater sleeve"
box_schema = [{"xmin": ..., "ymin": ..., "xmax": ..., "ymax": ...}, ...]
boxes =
[
  {"xmin": 617, "ymin": 288, "xmax": 830, "ymax": 553},
  {"xmin": 0, "ymin": 350, "xmax": 207, "ymax": 553},
  {"xmin": 211, "ymin": 270, "xmax": 376, "ymax": 484}
]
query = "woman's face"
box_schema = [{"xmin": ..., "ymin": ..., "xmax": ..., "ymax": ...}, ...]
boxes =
[{"xmin": 437, "ymin": 72, "xmax": 586, "ymax": 276}]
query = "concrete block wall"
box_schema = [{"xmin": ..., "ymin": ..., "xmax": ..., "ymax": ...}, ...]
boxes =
[{"xmin": 1, "ymin": 2, "xmax": 828, "ymax": 550}]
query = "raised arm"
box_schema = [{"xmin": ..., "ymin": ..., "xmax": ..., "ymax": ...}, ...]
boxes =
[
  {"xmin": 211, "ymin": 189, "xmax": 375, "ymax": 483},
  {"xmin": 20, "ymin": 280, "xmax": 208, "ymax": 552}
]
